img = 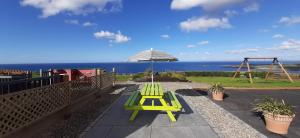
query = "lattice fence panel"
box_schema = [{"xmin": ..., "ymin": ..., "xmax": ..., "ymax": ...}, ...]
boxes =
[
  {"xmin": 0, "ymin": 82, "xmax": 71, "ymax": 137},
  {"xmin": 101, "ymin": 73, "xmax": 113, "ymax": 89},
  {"xmin": 0, "ymin": 72, "xmax": 114, "ymax": 137}
]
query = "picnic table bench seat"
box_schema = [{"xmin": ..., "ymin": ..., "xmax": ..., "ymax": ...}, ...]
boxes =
[
  {"xmin": 124, "ymin": 83, "xmax": 182, "ymax": 122},
  {"xmin": 124, "ymin": 91, "xmax": 182, "ymax": 111}
]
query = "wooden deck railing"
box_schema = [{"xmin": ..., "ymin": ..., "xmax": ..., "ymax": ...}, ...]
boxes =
[{"xmin": 0, "ymin": 72, "xmax": 114, "ymax": 137}]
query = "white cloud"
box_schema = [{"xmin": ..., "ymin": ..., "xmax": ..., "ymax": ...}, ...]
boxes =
[
  {"xmin": 204, "ymin": 52, "xmax": 211, "ymax": 55},
  {"xmin": 243, "ymin": 2, "xmax": 259, "ymax": 13},
  {"xmin": 224, "ymin": 10, "xmax": 238, "ymax": 17},
  {"xmin": 180, "ymin": 17, "xmax": 231, "ymax": 32},
  {"xmin": 226, "ymin": 48, "xmax": 259, "ymax": 54},
  {"xmin": 65, "ymin": 19, "xmax": 79, "ymax": 25},
  {"xmin": 258, "ymin": 29, "xmax": 270, "ymax": 33},
  {"xmin": 272, "ymin": 25, "xmax": 278, "ymax": 29},
  {"xmin": 83, "ymin": 21, "xmax": 97, "ymax": 27},
  {"xmin": 114, "ymin": 31, "xmax": 131, "ymax": 43},
  {"xmin": 279, "ymin": 16, "xmax": 300, "ymax": 25},
  {"xmin": 272, "ymin": 34, "xmax": 284, "ymax": 39},
  {"xmin": 21, "ymin": 0, "xmax": 122, "ymax": 18},
  {"xmin": 187, "ymin": 44, "xmax": 197, "ymax": 48},
  {"xmin": 268, "ymin": 39, "xmax": 300, "ymax": 51},
  {"xmin": 160, "ymin": 34, "xmax": 170, "ymax": 39},
  {"xmin": 198, "ymin": 41, "xmax": 209, "ymax": 45},
  {"xmin": 94, "ymin": 30, "xmax": 131, "ymax": 43},
  {"xmin": 171, "ymin": 0, "xmax": 243, "ymax": 11}
]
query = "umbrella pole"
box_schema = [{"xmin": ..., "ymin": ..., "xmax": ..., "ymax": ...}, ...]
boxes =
[{"xmin": 151, "ymin": 61, "xmax": 154, "ymax": 86}]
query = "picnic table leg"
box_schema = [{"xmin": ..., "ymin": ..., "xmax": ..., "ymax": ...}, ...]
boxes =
[
  {"xmin": 159, "ymin": 98, "xmax": 176, "ymax": 122},
  {"xmin": 129, "ymin": 97, "xmax": 146, "ymax": 121}
]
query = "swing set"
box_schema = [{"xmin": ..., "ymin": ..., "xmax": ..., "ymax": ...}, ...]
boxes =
[{"xmin": 232, "ymin": 57, "xmax": 294, "ymax": 83}]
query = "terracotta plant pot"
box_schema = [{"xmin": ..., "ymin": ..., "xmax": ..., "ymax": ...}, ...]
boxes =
[
  {"xmin": 264, "ymin": 112, "xmax": 295, "ymax": 134},
  {"xmin": 212, "ymin": 92, "xmax": 224, "ymax": 101}
]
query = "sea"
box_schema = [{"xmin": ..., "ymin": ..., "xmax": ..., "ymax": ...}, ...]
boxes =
[{"xmin": 0, "ymin": 61, "xmax": 299, "ymax": 74}]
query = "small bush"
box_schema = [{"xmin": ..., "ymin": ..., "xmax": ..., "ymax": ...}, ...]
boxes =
[
  {"xmin": 245, "ymin": 72, "xmax": 271, "ymax": 78},
  {"xmin": 132, "ymin": 73, "xmax": 145, "ymax": 80},
  {"xmin": 208, "ymin": 83, "xmax": 225, "ymax": 93},
  {"xmin": 185, "ymin": 71, "xmax": 272, "ymax": 78},
  {"xmin": 185, "ymin": 71, "xmax": 237, "ymax": 77},
  {"xmin": 253, "ymin": 96, "xmax": 294, "ymax": 116},
  {"xmin": 133, "ymin": 72, "xmax": 188, "ymax": 82}
]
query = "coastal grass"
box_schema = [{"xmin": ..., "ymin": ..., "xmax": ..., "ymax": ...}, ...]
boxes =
[
  {"xmin": 187, "ymin": 76, "xmax": 300, "ymax": 88},
  {"xmin": 116, "ymin": 74, "xmax": 132, "ymax": 81}
]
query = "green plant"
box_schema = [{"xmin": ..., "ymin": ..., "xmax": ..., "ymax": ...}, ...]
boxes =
[
  {"xmin": 143, "ymin": 68, "xmax": 152, "ymax": 78},
  {"xmin": 208, "ymin": 83, "xmax": 225, "ymax": 93},
  {"xmin": 253, "ymin": 96, "xmax": 294, "ymax": 116},
  {"xmin": 116, "ymin": 74, "xmax": 132, "ymax": 81},
  {"xmin": 170, "ymin": 72, "xmax": 186, "ymax": 80},
  {"xmin": 132, "ymin": 73, "xmax": 144, "ymax": 80}
]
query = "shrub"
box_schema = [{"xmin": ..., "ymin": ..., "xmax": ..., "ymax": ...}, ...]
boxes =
[
  {"xmin": 253, "ymin": 96, "xmax": 294, "ymax": 116},
  {"xmin": 132, "ymin": 73, "xmax": 145, "ymax": 80},
  {"xmin": 116, "ymin": 75, "xmax": 132, "ymax": 81},
  {"xmin": 133, "ymin": 72, "xmax": 188, "ymax": 82},
  {"xmin": 208, "ymin": 83, "xmax": 225, "ymax": 94},
  {"xmin": 245, "ymin": 72, "xmax": 271, "ymax": 78},
  {"xmin": 185, "ymin": 71, "xmax": 237, "ymax": 77},
  {"xmin": 171, "ymin": 72, "xmax": 186, "ymax": 80},
  {"xmin": 185, "ymin": 71, "xmax": 272, "ymax": 78}
]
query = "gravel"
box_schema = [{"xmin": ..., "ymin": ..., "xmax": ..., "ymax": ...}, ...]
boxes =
[
  {"xmin": 184, "ymin": 94, "xmax": 266, "ymax": 138},
  {"xmin": 160, "ymin": 82, "xmax": 267, "ymax": 138}
]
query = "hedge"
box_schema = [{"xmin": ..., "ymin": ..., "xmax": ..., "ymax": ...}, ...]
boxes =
[{"xmin": 185, "ymin": 71, "xmax": 271, "ymax": 78}]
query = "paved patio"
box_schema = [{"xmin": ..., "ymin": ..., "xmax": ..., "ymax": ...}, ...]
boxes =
[
  {"xmin": 214, "ymin": 89, "xmax": 300, "ymax": 138},
  {"xmin": 81, "ymin": 83, "xmax": 218, "ymax": 138}
]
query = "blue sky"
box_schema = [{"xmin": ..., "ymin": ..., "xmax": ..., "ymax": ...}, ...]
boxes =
[{"xmin": 1, "ymin": 0, "xmax": 300, "ymax": 63}]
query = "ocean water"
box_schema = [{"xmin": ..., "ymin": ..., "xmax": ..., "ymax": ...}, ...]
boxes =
[{"xmin": 0, "ymin": 61, "xmax": 299, "ymax": 74}]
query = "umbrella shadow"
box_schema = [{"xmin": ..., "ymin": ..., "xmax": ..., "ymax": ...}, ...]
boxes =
[{"xmin": 175, "ymin": 88, "xmax": 208, "ymax": 96}]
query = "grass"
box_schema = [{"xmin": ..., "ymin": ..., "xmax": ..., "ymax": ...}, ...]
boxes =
[
  {"xmin": 116, "ymin": 74, "xmax": 132, "ymax": 82},
  {"xmin": 31, "ymin": 72, "xmax": 40, "ymax": 78},
  {"xmin": 187, "ymin": 76, "xmax": 300, "ymax": 88}
]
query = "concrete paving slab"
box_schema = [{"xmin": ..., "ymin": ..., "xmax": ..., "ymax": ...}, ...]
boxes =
[
  {"xmin": 84, "ymin": 126, "xmax": 111, "ymax": 138},
  {"xmin": 170, "ymin": 113, "xmax": 208, "ymax": 127},
  {"xmin": 190, "ymin": 126, "xmax": 219, "ymax": 138},
  {"xmin": 83, "ymin": 82, "xmax": 219, "ymax": 138},
  {"xmin": 151, "ymin": 127, "xmax": 195, "ymax": 138},
  {"xmin": 106, "ymin": 126, "xmax": 151, "ymax": 138}
]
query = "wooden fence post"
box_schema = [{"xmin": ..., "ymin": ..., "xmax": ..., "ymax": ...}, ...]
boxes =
[
  {"xmin": 112, "ymin": 67, "xmax": 116, "ymax": 87},
  {"xmin": 39, "ymin": 69, "xmax": 43, "ymax": 87},
  {"xmin": 98, "ymin": 69, "xmax": 102, "ymax": 89}
]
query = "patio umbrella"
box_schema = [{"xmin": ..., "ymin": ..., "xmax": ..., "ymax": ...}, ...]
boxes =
[{"xmin": 128, "ymin": 48, "xmax": 178, "ymax": 85}]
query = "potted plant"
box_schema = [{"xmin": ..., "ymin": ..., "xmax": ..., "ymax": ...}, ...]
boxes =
[
  {"xmin": 253, "ymin": 97, "xmax": 295, "ymax": 134},
  {"xmin": 208, "ymin": 83, "xmax": 225, "ymax": 101}
]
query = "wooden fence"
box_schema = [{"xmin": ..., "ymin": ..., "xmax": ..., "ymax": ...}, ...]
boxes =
[{"xmin": 0, "ymin": 72, "xmax": 114, "ymax": 137}]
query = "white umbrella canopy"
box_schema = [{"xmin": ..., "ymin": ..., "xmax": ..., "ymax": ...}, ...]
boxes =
[
  {"xmin": 128, "ymin": 48, "xmax": 178, "ymax": 62},
  {"xmin": 128, "ymin": 48, "xmax": 178, "ymax": 84}
]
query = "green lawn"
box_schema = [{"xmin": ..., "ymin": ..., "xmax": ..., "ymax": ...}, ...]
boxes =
[
  {"xmin": 116, "ymin": 75, "xmax": 132, "ymax": 82},
  {"xmin": 187, "ymin": 76, "xmax": 300, "ymax": 88}
]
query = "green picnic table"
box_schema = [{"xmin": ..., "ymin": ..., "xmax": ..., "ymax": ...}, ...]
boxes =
[{"xmin": 124, "ymin": 83, "xmax": 182, "ymax": 122}]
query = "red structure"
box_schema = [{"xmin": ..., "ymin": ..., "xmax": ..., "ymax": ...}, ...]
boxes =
[{"xmin": 53, "ymin": 69, "xmax": 100, "ymax": 81}]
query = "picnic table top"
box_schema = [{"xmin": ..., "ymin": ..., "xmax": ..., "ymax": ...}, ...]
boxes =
[{"xmin": 140, "ymin": 83, "xmax": 164, "ymax": 96}]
